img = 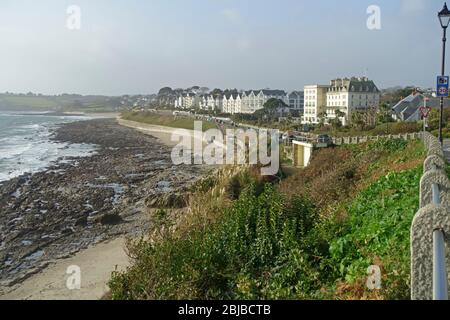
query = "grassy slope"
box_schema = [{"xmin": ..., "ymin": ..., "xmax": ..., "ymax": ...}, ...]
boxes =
[
  {"xmin": 0, "ymin": 95, "xmax": 118, "ymax": 112},
  {"xmin": 121, "ymin": 111, "xmax": 218, "ymax": 132},
  {"xmin": 109, "ymin": 139, "xmax": 426, "ymax": 300},
  {"xmin": 0, "ymin": 95, "xmax": 58, "ymax": 110}
]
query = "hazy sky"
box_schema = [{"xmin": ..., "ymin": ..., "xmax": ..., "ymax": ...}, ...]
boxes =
[{"xmin": 0, "ymin": 0, "xmax": 447, "ymax": 95}]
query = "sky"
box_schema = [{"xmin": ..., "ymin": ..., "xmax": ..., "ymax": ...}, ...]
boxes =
[{"xmin": 0, "ymin": 0, "xmax": 447, "ymax": 95}]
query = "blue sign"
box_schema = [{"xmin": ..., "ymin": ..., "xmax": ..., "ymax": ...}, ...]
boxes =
[{"xmin": 437, "ymin": 76, "xmax": 449, "ymax": 97}]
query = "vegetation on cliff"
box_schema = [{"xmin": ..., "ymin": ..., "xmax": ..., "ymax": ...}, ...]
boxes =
[{"xmin": 109, "ymin": 139, "xmax": 425, "ymax": 300}]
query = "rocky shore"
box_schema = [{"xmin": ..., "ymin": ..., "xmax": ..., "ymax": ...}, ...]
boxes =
[{"xmin": 0, "ymin": 119, "xmax": 210, "ymax": 292}]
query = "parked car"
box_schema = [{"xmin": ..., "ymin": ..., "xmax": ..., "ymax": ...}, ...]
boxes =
[{"xmin": 317, "ymin": 134, "xmax": 332, "ymax": 144}]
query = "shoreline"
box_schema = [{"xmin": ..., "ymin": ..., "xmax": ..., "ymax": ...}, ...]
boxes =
[
  {"xmin": 118, "ymin": 118, "xmax": 228, "ymax": 151},
  {"xmin": 0, "ymin": 118, "xmax": 211, "ymax": 299}
]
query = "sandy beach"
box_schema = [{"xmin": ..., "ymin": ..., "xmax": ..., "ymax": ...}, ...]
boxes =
[
  {"xmin": 0, "ymin": 238, "xmax": 128, "ymax": 300},
  {"xmin": 0, "ymin": 118, "xmax": 211, "ymax": 300}
]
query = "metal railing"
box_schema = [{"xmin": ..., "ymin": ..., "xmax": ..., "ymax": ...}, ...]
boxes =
[
  {"xmin": 431, "ymin": 178, "xmax": 449, "ymax": 300},
  {"xmin": 411, "ymin": 132, "xmax": 450, "ymax": 300}
]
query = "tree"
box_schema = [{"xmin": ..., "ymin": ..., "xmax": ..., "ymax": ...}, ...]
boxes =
[
  {"xmin": 199, "ymin": 87, "xmax": 210, "ymax": 95},
  {"xmin": 428, "ymin": 107, "xmax": 450, "ymax": 131},
  {"xmin": 211, "ymin": 88, "xmax": 224, "ymax": 96},
  {"xmin": 378, "ymin": 103, "xmax": 394, "ymax": 124},
  {"xmin": 317, "ymin": 111, "xmax": 328, "ymax": 127},
  {"xmin": 263, "ymin": 98, "xmax": 287, "ymax": 110},
  {"xmin": 223, "ymin": 89, "xmax": 239, "ymax": 96},
  {"xmin": 329, "ymin": 110, "xmax": 346, "ymax": 129},
  {"xmin": 254, "ymin": 98, "xmax": 288, "ymax": 121},
  {"xmin": 351, "ymin": 110, "xmax": 366, "ymax": 131},
  {"xmin": 336, "ymin": 110, "xmax": 346, "ymax": 119},
  {"xmin": 158, "ymin": 87, "xmax": 173, "ymax": 96},
  {"xmin": 381, "ymin": 86, "xmax": 416, "ymax": 105}
]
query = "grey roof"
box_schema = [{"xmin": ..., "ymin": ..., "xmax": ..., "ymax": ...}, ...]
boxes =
[
  {"xmin": 224, "ymin": 92, "xmax": 241, "ymax": 99},
  {"xmin": 392, "ymin": 93, "xmax": 450, "ymax": 121},
  {"xmin": 328, "ymin": 77, "xmax": 379, "ymax": 93},
  {"xmin": 392, "ymin": 94, "xmax": 423, "ymax": 121},
  {"xmin": 289, "ymin": 91, "xmax": 304, "ymax": 98},
  {"xmin": 261, "ymin": 89, "xmax": 287, "ymax": 96}
]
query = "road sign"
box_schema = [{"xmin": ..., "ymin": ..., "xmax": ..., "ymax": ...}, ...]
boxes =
[
  {"xmin": 437, "ymin": 76, "xmax": 449, "ymax": 97},
  {"xmin": 420, "ymin": 106, "xmax": 432, "ymax": 118}
]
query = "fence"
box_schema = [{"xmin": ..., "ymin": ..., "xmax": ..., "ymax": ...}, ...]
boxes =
[
  {"xmin": 411, "ymin": 132, "xmax": 450, "ymax": 300},
  {"xmin": 332, "ymin": 132, "xmax": 423, "ymax": 146}
]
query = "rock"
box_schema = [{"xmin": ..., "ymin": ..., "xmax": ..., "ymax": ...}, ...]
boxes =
[
  {"xmin": 94, "ymin": 213, "xmax": 123, "ymax": 225},
  {"xmin": 75, "ymin": 216, "xmax": 88, "ymax": 227},
  {"xmin": 61, "ymin": 228, "xmax": 74, "ymax": 235}
]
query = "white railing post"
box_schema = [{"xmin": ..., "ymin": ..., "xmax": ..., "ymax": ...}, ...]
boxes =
[
  {"xmin": 431, "ymin": 182, "xmax": 448, "ymax": 300},
  {"xmin": 433, "ymin": 229, "xmax": 448, "ymax": 300},
  {"xmin": 411, "ymin": 132, "xmax": 450, "ymax": 300}
]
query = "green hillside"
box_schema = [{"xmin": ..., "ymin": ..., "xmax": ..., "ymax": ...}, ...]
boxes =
[{"xmin": 109, "ymin": 139, "xmax": 427, "ymax": 300}]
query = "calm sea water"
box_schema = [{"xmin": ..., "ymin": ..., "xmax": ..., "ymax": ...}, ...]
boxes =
[{"xmin": 0, "ymin": 112, "xmax": 97, "ymax": 182}]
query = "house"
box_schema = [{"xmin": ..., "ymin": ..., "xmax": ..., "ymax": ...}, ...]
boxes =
[
  {"xmin": 222, "ymin": 93, "xmax": 242, "ymax": 114},
  {"xmin": 207, "ymin": 94, "xmax": 223, "ymax": 111},
  {"xmin": 325, "ymin": 77, "xmax": 380, "ymax": 126},
  {"xmin": 392, "ymin": 93, "xmax": 450, "ymax": 122},
  {"xmin": 199, "ymin": 95, "xmax": 208, "ymax": 110},
  {"xmin": 288, "ymin": 91, "xmax": 304, "ymax": 113},
  {"xmin": 240, "ymin": 89, "xmax": 288, "ymax": 114},
  {"xmin": 392, "ymin": 93, "xmax": 424, "ymax": 122},
  {"xmin": 176, "ymin": 93, "xmax": 199, "ymax": 109}
]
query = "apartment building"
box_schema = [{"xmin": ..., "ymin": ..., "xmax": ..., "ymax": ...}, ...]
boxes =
[
  {"xmin": 222, "ymin": 93, "xmax": 242, "ymax": 114},
  {"xmin": 240, "ymin": 89, "xmax": 288, "ymax": 114},
  {"xmin": 199, "ymin": 95, "xmax": 208, "ymax": 110},
  {"xmin": 325, "ymin": 77, "xmax": 380, "ymax": 125},
  {"xmin": 303, "ymin": 85, "xmax": 329, "ymax": 124},
  {"xmin": 288, "ymin": 91, "xmax": 304, "ymax": 112},
  {"xmin": 208, "ymin": 94, "xmax": 223, "ymax": 111},
  {"xmin": 175, "ymin": 88, "xmax": 294, "ymax": 115},
  {"xmin": 174, "ymin": 93, "xmax": 199, "ymax": 109}
]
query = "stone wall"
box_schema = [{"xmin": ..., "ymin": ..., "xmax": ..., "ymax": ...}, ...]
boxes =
[
  {"xmin": 411, "ymin": 132, "xmax": 450, "ymax": 300},
  {"xmin": 332, "ymin": 132, "xmax": 422, "ymax": 146}
]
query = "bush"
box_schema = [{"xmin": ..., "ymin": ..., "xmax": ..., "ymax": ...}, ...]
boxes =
[
  {"xmin": 371, "ymin": 139, "xmax": 408, "ymax": 153},
  {"xmin": 109, "ymin": 185, "xmax": 319, "ymax": 300}
]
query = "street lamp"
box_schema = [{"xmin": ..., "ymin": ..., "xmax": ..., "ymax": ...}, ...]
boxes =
[{"xmin": 438, "ymin": 3, "xmax": 450, "ymax": 144}]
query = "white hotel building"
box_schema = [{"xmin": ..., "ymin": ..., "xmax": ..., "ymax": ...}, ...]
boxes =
[
  {"xmin": 303, "ymin": 77, "xmax": 381, "ymax": 125},
  {"xmin": 326, "ymin": 77, "xmax": 380, "ymax": 125}
]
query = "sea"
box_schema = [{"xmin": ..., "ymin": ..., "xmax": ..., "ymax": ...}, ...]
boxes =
[{"xmin": 0, "ymin": 112, "xmax": 97, "ymax": 183}]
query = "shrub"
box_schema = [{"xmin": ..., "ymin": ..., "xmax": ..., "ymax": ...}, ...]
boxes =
[
  {"xmin": 370, "ymin": 138, "xmax": 408, "ymax": 153},
  {"xmin": 109, "ymin": 185, "xmax": 319, "ymax": 300}
]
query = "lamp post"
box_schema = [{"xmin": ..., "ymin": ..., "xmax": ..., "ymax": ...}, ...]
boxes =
[{"xmin": 438, "ymin": 3, "xmax": 450, "ymax": 144}]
